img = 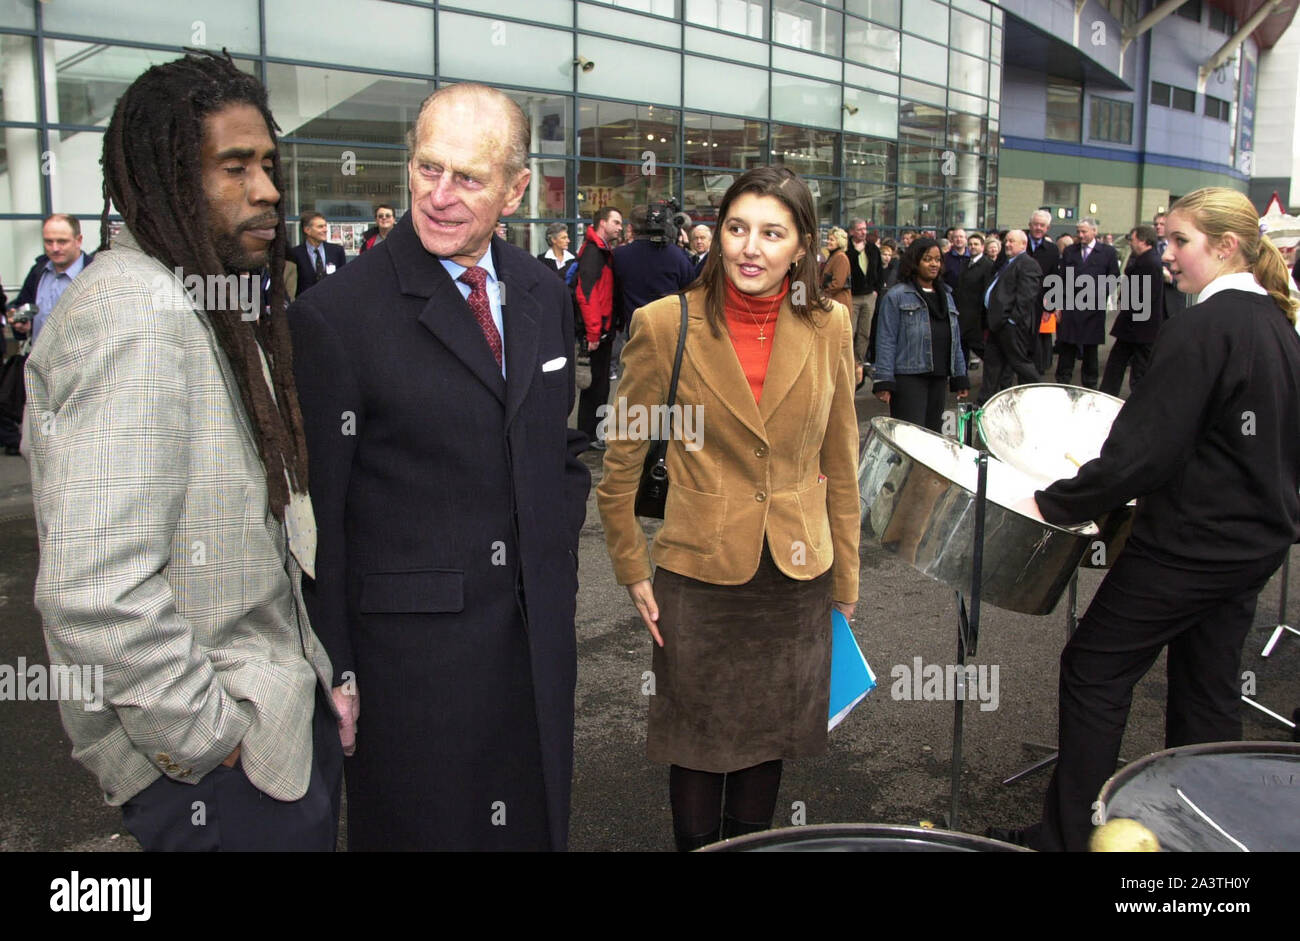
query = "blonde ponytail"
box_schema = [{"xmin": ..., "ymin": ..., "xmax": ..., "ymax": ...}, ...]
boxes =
[
  {"xmin": 1170, "ymin": 187, "xmax": 1298, "ymax": 324},
  {"xmin": 1254, "ymin": 235, "xmax": 1298, "ymax": 326}
]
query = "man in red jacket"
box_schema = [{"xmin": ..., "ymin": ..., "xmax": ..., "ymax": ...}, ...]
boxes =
[{"xmin": 575, "ymin": 206, "xmax": 623, "ymax": 449}]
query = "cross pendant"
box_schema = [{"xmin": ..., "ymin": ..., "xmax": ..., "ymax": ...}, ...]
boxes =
[{"xmin": 757, "ymin": 331, "xmax": 767, "ymax": 344}]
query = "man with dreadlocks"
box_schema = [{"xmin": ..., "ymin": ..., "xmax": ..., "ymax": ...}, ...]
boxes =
[{"xmin": 24, "ymin": 51, "xmax": 343, "ymax": 851}]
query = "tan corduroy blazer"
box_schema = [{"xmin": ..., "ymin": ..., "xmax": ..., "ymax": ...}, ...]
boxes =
[{"xmin": 597, "ymin": 286, "xmax": 860, "ymax": 604}]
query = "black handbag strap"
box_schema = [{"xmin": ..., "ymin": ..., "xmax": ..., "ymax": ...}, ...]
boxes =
[{"xmin": 664, "ymin": 293, "xmax": 688, "ymax": 416}]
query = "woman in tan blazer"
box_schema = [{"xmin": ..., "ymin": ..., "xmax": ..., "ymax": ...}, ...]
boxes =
[{"xmin": 597, "ymin": 167, "xmax": 860, "ymax": 851}]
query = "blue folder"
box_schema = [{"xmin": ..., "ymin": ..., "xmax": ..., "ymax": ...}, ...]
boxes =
[{"xmin": 829, "ymin": 609, "xmax": 876, "ymax": 731}]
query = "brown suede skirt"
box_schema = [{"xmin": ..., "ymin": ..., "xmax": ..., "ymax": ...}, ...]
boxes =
[{"xmin": 647, "ymin": 541, "xmax": 833, "ymax": 773}]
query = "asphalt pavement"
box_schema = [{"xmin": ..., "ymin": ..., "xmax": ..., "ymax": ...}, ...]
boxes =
[{"xmin": 1, "ymin": 380, "xmax": 1297, "ymax": 853}]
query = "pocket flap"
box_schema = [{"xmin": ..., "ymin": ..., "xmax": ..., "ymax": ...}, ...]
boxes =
[{"xmin": 359, "ymin": 569, "xmax": 464, "ymax": 613}]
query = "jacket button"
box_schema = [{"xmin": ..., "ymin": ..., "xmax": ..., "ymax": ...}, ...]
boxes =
[
  {"xmin": 165, "ymin": 763, "xmax": 181, "ymax": 774},
  {"xmin": 754, "ymin": 445, "xmax": 769, "ymax": 458},
  {"xmin": 755, "ymin": 491, "xmax": 767, "ymax": 502}
]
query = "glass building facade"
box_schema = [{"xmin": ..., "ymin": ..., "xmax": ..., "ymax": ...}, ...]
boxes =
[{"xmin": 0, "ymin": 0, "xmax": 1004, "ymax": 278}]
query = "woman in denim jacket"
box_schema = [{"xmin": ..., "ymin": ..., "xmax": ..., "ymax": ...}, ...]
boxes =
[{"xmin": 871, "ymin": 237, "xmax": 969, "ymax": 431}]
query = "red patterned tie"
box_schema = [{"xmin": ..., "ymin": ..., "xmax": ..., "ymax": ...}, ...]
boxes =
[{"xmin": 458, "ymin": 266, "xmax": 502, "ymax": 368}]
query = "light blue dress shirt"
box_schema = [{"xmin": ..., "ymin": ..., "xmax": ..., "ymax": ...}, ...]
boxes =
[
  {"xmin": 32, "ymin": 252, "xmax": 88, "ymax": 344},
  {"xmin": 439, "ymin": 250, "xmax": 506, "ymax": 379}
]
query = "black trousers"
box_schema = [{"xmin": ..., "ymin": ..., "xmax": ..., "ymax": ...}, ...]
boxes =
[
  {"xmin": 1034, "ymin": 544, "xmax": 1286, "ymax": 852},
  {"xmin": 577, "ymin": 338, "xmax": 613, "ymax": 443},
  {"xmin": 1034, "ymin": 332, "xmax": 1054, "ymax": 374},
  {"xmin": 977, "ymin": 320, "xmax": 1039, "ymax": 405},
  {"xmin": 1099, "ymin": 340, "xmax": 1153, "ymax": 396},
  {"xmin": 1055, "ymin": 343, "xmax": 1099, "ymax": 389},
  {"xmin": 889, "ymin": 373, "xmax": 948, "ymax": 433},
  {"xmin": 122, "ymin": 685, "xmax": 343, "ymax": 851}
]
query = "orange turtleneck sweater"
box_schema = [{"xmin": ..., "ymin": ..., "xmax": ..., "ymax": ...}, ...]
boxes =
[{"xmin": 724, "ymin": 277, "xmax": 788, "ymax": 404}]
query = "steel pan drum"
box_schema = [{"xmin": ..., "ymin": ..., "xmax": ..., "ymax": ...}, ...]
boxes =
[
  {"xmin": 858, "ymin": 417, "xmax": 1098, "ymax": 615},
  {"xmin": 1097, "ymin": 742, "xmax": 1300, "ymax": 852},
  {"xmin": 979, "ymin": 384, "xmax": 1133, "ymax": 567},
  {"xmin": 699, "ymin": 823, "xmax": 1031, "ymax": 852}
]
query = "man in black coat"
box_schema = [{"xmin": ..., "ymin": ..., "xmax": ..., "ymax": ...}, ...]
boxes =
[
  {"xmin": 1100, "ymin": 225, "xmax": 1165, "ymax": 396},
  {"xmin": 1026, "ymin": 209, "xmax": 1060, "ymax": 373},
  {"xmin": 289, "ymin": 210, "xmax": 347, "ymax": 295},
  {"xmin": 1054, "ymin": 218, "xmax": 1119, "ymax": 389},
  {"xmin": 288, "ymin": 83, "xmax": 590, "ymax": 851},
  {"xmin": 953, "ymin": 232, "xmax": 994, "ymax": 365},
  {"xmin": 1153, "ymin": 211, "xmax": 1189, "ymax": 320},
  {"xmin": 976, "ymin": 229, "xmax": 1041, "ymax": 404}
]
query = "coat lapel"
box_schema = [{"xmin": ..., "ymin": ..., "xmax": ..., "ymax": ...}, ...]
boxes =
[
  {"xmin": 685, "ymin": 294, "xmax": 768, "ymax": 444},
  {"xmin": 389, "ymin": 217, "xmax": 505, "ymax": 404},
  {"xmin": 758, "ymin": 298, "xmax": 814, "ymax": 424},
  {"xmin": 495, "ymin": 239, "xmax": 541, "ymax": 430}
]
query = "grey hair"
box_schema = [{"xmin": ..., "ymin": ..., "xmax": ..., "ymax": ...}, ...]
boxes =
[
  {"xmin": 848, "ymin": 217, "xmax": 866, "ymax": 229},
  {"xmin": 407, "ymin": 82, "xmax": 530, "ymax": 177},
  {"xmin": 1030, "ymin": 209, "xmax": 1052, "ymax": 224},
  {"xmin": 1078, "ymin": 217, "xmax": 1099, "ymax": 232},
  {"xmin": 544, "ymin": 222, "xmax": 568, "ymax": 245}
]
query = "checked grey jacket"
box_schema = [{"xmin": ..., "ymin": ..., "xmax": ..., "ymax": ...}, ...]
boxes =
[{"xmin": 25, "ymin": 228, "xmax": 335, "ymax": 806}]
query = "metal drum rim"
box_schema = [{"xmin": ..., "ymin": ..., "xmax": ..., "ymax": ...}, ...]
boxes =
[
  {"xmin": 697, "ymin": 822, "xmax": 1035, "ymax": 852},
  {"xmin": 866, "ymin": 415, "xmax": 1100, "ymax": 538},
  {"xmin": 1096, "ymin": 739, "xmax": 1300, "ymax": 814}
]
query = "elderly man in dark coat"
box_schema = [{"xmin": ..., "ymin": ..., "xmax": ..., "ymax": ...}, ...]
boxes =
[
  {"xmin": 1100, "ymin": 224, "xmax": 1166, "ymax": 395},
  {"xmin": 1054, "ymin": 218, "xmax": 1119, "ymax": 389}
]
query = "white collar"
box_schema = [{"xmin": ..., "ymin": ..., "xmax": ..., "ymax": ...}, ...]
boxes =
[{"xmin": 1196, "ymin": 270, "xmax": 1268, "ymax": 305}]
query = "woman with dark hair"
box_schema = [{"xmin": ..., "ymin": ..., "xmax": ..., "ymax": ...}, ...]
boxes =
[
  {"xmin": 871, "ymin": 237, "xmax": 970, "ymax": 431},
  {"xmin": 597, "ymin": 166, "xmax": 860, "ymax": 851},
  {"xmin": 536, "ymin": 222, "xmax": 574, "ymax": 275}
]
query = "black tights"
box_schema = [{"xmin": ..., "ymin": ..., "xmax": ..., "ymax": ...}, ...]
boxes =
[{"xmin": 669, "ymin": 760, "xmax": 783, "ymax": 840}]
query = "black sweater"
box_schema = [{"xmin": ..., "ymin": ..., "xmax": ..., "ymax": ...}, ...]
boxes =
[{"xmin": 1036, "ymin": 289, "xmax": 1300, "ymax": 565}]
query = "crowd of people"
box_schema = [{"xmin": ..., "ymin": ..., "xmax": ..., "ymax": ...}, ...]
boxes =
[{"xmin": 4, "ymin": 54, "xmax": 1299, "ymax": 856}]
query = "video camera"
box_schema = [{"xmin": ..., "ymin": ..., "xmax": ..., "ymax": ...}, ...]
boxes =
[
  {"xmin": 6, "ymin": 303, "xmax": 35, "ymax": 324},
  {"xmin": 644, "ymin": 198, "xmax": 692, "ymax": 245}
]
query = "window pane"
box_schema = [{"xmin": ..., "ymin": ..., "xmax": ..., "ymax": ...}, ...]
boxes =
[
  {"xmin": 578, "ymin": 37, "xmax": 681, "ymax": 106},
  {"xmin": 901, "ymin": 0, "xmax": 947, "ymax": 44},
  {"xmin": 442, "ymin": 0, "xmax": 572, "ymax": 27},
  {"xmin": 578, "ymin": 100, "xmax": 679, "ymax": 165},
  {"xmin": 949, "ymin": 51, "xmax": 988, "ymax": 97},
  {"xmin": 684, "ymin": 112, "xmax": 767, "ymax": 168},
  {"xmin": 806, "ymin": 178, "xmax": 837, "ymax": 231},
  {"xmin": 683, "ymin": 167, "xmax": 739, "ymax": 223},
  {"xmin": 1046, "ymin": 78, "xmax": 1081, "ymax": 142},
  {"xmin": 592, "ymin": 0, "xmax": 680, "ymax": 15},
  {"xmin": 684, "ymin": 55, "xmax": 769, "ymax": 117},
  {"xmin": 951, "ymin": 0, "xmax": 988, "ymax": 19},
  {"xmin": 947, "ymin": 112, "xmax": 987, "ymax": 151},
  {"xmin": 948, "ymin": 189, "xmax": 981, "ymax": 230},
  {"xmin": 578, "ymin": 160, "xmax": 678, "ymax": 220},
  {"xmin": 281, "ymin": 142, "xmax": 408, "ymax": 224},
  {"xmin": 844, "ymin": 88, "xmax": 898, "ymax": 139},
  {"xmin": 1171, "ymin": 87, "xmax": 1195, "ymax": 112},
  {"xmin": 945, "ymin": 152, "xmax": 983, "ymax": 193},
  {"xmin": 772, "ymin": 0, "xmax": 842, "ymax": 57},
  {"xmin": 950, "ymin": 9, "xmax": 989, "ymax": 56},
  {"xmin": 1043, "ymin": 180, "xmax": 1079, "ymax": 213},
  {"xmin": 0, "ymin": 127, "xmax": 44, "ymax": 212},
  {"xmin": 47, "ymin": 128, "xmax": 104, "ymax": 215},
  {"xmin": 1, "ymin": 35, "xmax": 38, "ymax": 122},
  {"xmin": 843, "ymin": 133, "xmax": 896, "ymax": 182},
  {"xmin": 0, "ymin": 0, "xmax": 34, "ymax": 29},
  {"xmin": 896, "ymin": 186, "xmax": 943, "ymax": 229},
  {"xmin": 845, "ymin": 63, "xmax": 899, "ymax": 95},
  {"xmin": 899, "ymin": 142, "xmax": 943, "ymax": 188},
  {"xmin": 773, "ymin": 46, "xmax": 841, "ymax": 81},
  {"xmin": 843, "ymin": 181, "xmax": 895, "ymax": 227},
  {"xmin": 517, "ymin": 164, "xmax": 569, "ymax": 219},
  {"xmin": 845, "ymin": 0, "xmax": 898, "ymax": 27},
  {"xmin": 269, "ymin": 0, "xmax": 432, "ymax": 72},
  {"xmin": 898, "ymin": 101, "xmax": 945, "ymax": 146},
  {"xmin": 685, "ymin": 0, "xmax": 769, "ymax": 40},
  {"xmin": 267, "ymin": 64, "xmax": 433, "ymax": 147},
  {"xmin": 770, "ymin": 124, "xmax": 837, "ymax": 176},
  {"xmin": 900, "ymin": 78, "xmax": 945, "ymax": 108},
  {"xmin": 579, "ymin": 2, "xmax": 682, "ymax": 46},
  {"xmin": 440, "ymin": 13, "xmax": 570, "ymax": 92},
  {"xmin": 684, "ymin": 24, "xmax": 769, "ymax": 63},
  {"xmin": 45, "ymin": 0, "xmax": 258, "ymax": 53},
  {"xmin": 901, "ymin": 35, "xmax": 947, "ymax": 84},
  {"xmin": 845, "ymin": 19, "xmax": 899, "ymax": 72},
  {"xmin": 770, "ymin": 73, "xmax": 840, "ymax": 128}
]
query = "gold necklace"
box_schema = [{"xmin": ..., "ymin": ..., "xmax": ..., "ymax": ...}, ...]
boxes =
[{"xmin": 736, "ymin": 289, "xmax": 777, "ymax": 345}]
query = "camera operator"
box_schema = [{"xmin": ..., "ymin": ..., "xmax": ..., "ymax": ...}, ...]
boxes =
[
  {"xmin": 612, "ymin": 201, "xmax": 697, "ymax": 354},
  {"xmin": 575, "ymin": 206, "xmax": 623, "ymax": 449}
]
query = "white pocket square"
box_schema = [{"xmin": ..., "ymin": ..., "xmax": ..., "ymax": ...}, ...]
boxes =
[{"xmin": 542, "ymin": 357, "xmax": 567, "ymax": 372}]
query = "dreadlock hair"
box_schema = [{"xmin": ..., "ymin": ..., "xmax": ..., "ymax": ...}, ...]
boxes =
[{"xmin": 100, "ymin": 49, "xmax": 308, "ymax": 520}]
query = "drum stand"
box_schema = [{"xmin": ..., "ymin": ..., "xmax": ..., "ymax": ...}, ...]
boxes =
[
  {"xmin": 949, "ymin": 405, "xmax": 989, "ymax": 829},
  {"xmin": 1241, "ymin": 552, "xmax": 1299, "ymax": 734}
]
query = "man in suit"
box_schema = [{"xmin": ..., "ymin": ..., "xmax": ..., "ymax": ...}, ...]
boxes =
[
  {"xmin": 288, "ymin": 82, "xmax": 591, "ymax": 851},
  {"xmin": 26, "ymin": 51, "xmax": 341, "ymax": 852},
  {"xmin": 1055, "ymin": 218, "xmax": 1119, "ymax": 389},
  {"xmin": 976, "ymin": 229, "xmax": 1042, "ymax": 404},
  {"xmin": 11, "ymin": 214, "xmax": 95, "ymax": 347},
  {"xmin": 688, "ymin": 224, "xmax": 712, "ymax": 266},
  {"xmin": 1026, "ymin": 209, "xmax": 1060, "ymax": 373},
  {"xmin": 1100, "ymin": 225, "xmax": 1166, "ymax": 396},
  {"xmin": 1153, "ymin": 211, "xmax": 1188, "ymax": 319},
  {"xmin": 290, "ymin": 210, "xmax": 346, "ymax": 295},
  {"xmin": 953, "ymin": 232, "xmax": 993, "ymax": 367},
  {"xmin": 940, "ymin": 227, "xmax": 970, "ymax": 295}
]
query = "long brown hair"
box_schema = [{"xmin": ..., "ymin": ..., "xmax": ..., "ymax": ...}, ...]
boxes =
[
  {"xmin": 1170, "ymin": 187, "xmax": 1298, "ymax": 325},
  {"xmin": 694, "ymin": 166, "xmax": 831, "ymax": 337}
]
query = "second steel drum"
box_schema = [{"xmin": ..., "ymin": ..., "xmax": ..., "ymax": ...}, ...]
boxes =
[
  {"xmin": 699, "ymin": 823, "xmax": 1032, "ymax": 852},
  {"xmin": 858, "ymin": 417, "xmax": 1098, "ymax": 615},
  {"xmin": 979, "ymin": 383, "xmax": 1134, "ymax": 568}
]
